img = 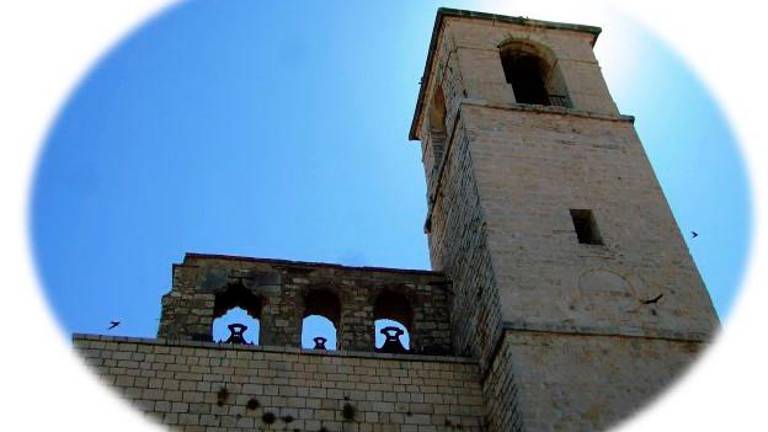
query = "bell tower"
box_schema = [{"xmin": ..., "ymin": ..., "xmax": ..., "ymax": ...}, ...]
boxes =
[{"xmin": 410, "ymin": 8, "xmax": 718, "ymax": 431}]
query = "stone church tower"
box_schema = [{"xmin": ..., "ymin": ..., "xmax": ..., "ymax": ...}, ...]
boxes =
[
  {"xmin": 73, "ymin": 8, "xmax": 718, "ymax": 432},
  {"xmin": 409, "ymin": 8, "xmax": 718, "ymax": 431}
]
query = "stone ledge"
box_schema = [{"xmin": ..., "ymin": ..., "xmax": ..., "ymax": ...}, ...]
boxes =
[
  {"xmin": 72, "ymin": 333, "xmax": 478, "ymax": 364},
  {"xmin": 180, "ymin": 252, "xmax": 446, "ymax": 277},
  {"xmin": 437, "ymin": 8, "xmax": 602, "ymax": 38},
  {"xmin": 501, "ymin": 320, "xmax": 713, "ymax": 343},
  {"xmin": 459, "ymin": 98, "xmax": 635, "ymax": 123}
]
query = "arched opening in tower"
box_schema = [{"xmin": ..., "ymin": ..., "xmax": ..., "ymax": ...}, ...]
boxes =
[
  {"xmin": 499, "ymin": 41, "xmax": 571, "ymax": 108},
  {"xmin": 373, "ymin": 289, "xmax": 413, "ymax": 353},
  {"xmin": 212, "ymin": 283, "xmax": 262, "ymax": 345},
  {"xmin": 301, "ymin": 289, "xmax": 341, "ymax": 351}
]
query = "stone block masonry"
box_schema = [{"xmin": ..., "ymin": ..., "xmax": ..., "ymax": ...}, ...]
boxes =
[
  {"xmin": 410, "ymin": 8, "xmax": 718, "ymax": 432},
  {"xmin": 425, "ymin": 121, "xmax": 503, "ymax": 371},
  {"xmin": 159, "ymin": 254, "xmax": 454, "ymax": 356},
  {"xmin": 74, "ymin": 334, "xmax": 485, "ymax": 431},
  {"xmin": 483, "ymin": 330, "xmax": 707, "ymax": 431}
]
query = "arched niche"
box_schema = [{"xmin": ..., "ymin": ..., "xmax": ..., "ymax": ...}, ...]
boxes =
[
  {"xmin": 301, "ymin": 289, "xmax": 341, "ymax": 350},
  {"xmin": 211, "ymin": 282, "xmax": 263, "ymax": 345},
  {"xmin": 373, "ymin": 289, "xmax": 414, "ymax": 353}
]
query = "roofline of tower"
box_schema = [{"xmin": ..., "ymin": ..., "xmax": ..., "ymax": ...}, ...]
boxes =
[{"xmin": 408, "ymin": 8, "xmax": 602, "ymax": 141}]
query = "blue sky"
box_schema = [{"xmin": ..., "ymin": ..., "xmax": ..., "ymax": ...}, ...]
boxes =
[{"xmin": 30, "ymin": 1, "xmax": 750, "ymax": 347}]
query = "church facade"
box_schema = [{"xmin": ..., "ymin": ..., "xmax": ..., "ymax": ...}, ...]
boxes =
[{"xmin": 74, "ymin": 8, "xmax": 717, "ymax": 431}]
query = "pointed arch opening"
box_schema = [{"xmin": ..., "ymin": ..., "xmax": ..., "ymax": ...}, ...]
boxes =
[
  {"xmin": 301, "ymin": 289, "xmax": 341, "ymax": 350},
  {"xmin": 373, "ymin": 290, "xmax": 413, "ymax": 353},
  {"xmin": 499, "ymin": 40, "xmax": 571, "ymax": 108},
  {"xmin": 212, "ymin": 283, "xmax": 263, "ymax": 345}
]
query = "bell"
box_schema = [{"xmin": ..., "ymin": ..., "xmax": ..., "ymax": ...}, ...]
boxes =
[
  {"xmin": 313, "ymin": 336, "xmax": 328, "ymax": 350},
  {"xmin": 378, "ymin": 326, "xmax": 407, "ymax": 354},
  {"xmin": 224, "ymin": 323, "xmax": 248, "ymax": 344}
]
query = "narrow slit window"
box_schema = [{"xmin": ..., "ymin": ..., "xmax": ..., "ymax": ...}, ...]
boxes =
[{"xmin": 570, "ymin": 209, "xmax": 603, "ymax": 245}]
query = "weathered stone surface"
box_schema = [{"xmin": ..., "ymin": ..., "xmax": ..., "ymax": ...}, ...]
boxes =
[
  {"xmin": 74, "ymin": 335, "xmax": 485, "ymax": 431},
  {"xmin": 158, "ymin": 255, "xmax": 453, "ymax": 355},
  {"xmin": 411, "ymin": 7, "xmax": 718, "ymax": 432},
  {"xmin": 488, "ymin": 332, "xmax": 706, "ymax": 431}
]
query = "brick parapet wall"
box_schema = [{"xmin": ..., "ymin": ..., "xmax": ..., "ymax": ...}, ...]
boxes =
[{"xmin": 73, "ymin": 334, "xmax": 485, "ymax": 432}]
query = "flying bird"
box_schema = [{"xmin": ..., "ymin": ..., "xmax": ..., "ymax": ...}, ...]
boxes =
[
  {"xmin": 691, "ymin": 231, "xmax": 699, "ymax": 239},
  {"xmin": 107, "ymin": 320, "xmax": 121, "ymax": 330},
  {"xmin": 641, "ymin": 294, "xmax": 664, "ymax": 305}
]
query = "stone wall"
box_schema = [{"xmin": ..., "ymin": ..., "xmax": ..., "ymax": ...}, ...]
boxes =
[
  {"xmin": 423, "ymin": 120, "xmax": 503, "ymax": 370},
  {"xmin": 159, "ymin": 255, "xmax": 453, "ymax": 355},
  {"xmin": 439, "ymin": 15, "xmax": 617, "ymax": 115},
  {"xmin": 416, "ymin": 13, "xmax": 717, "ymax": 342},
  {"xmin": 462, "ymin": 105, "xmax": 718, "ymax": 338},
  {"xmin": 481, "ymin": 335, "xmax": 525, "ymax": 432},
  {"xmin": 74, "ymin": 334, "xmax": 485, "ymax": 432},
  {"xmin": 411, "ymin": 9, "xmax": 719, "ymax": 432},
  {"xmin": 491, "ymin": 330, "xmax": 707, "ymax": 431}
]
